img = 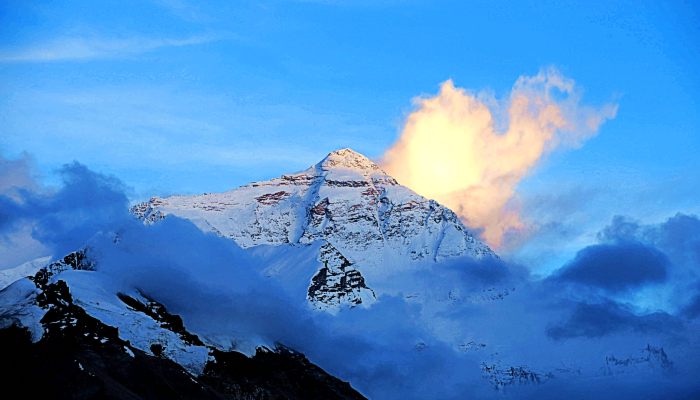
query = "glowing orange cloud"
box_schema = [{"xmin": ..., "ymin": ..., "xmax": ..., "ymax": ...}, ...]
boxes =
[{"xmin": 382, "ymin": 68, "xmax": 617, "ymax": 248}]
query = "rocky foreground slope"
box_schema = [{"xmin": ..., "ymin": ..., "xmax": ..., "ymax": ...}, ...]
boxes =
[{"xmin": 0, "ymin": 251, "xmax": 365, "ymax": 399}]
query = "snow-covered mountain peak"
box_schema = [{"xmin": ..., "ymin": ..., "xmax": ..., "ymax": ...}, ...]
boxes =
[
  {"xmin": 318, "ymin": 148, "xmax": 384, "ymax": 174},
  {"xmin": 131, "ymin": 148, "xmax": 496, "ymax": 310},
  {"xmin": 282, "ymin": 148, "xmax": 396, "ymax": 185}
]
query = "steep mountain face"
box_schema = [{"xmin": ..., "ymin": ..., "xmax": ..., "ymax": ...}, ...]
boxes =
[{"xmin": 132, "ymin": 148, "xmax": 495, "ymax": 310}]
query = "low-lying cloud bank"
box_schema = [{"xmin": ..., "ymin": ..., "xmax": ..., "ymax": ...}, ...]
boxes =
[{"xmin": 1, "ymin": 154, "xmax": 699, "ymax": 399}]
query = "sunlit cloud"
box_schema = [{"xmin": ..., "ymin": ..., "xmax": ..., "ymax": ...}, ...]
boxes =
[
  {"xmin": 382, "ymin": 68, "xmax": 618, "ymax": 248},
  {"xmin": 0, "ymin": 35, "xmax": 215, "ymax": 63}
]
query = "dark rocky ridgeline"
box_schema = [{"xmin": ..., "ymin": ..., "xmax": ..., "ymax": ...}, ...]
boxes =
[
  {"xmin": 1, "ymin": 274, "xmax": 366, "ymax": 399},
  {"xmin": 202, "ymin": 346, "xmax": 365, "ymax": 400}
]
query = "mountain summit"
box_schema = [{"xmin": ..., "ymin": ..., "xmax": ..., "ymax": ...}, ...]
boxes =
[
  {"xmin": 318, "ymin": 148, "xmax": 386, "ymax": 174},
  {"xmin": 132, "ymin": 148, "xmax": 495, "ymax": 310}
]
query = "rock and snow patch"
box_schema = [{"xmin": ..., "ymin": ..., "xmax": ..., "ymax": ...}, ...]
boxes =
[
  {"xmin": 0, "ymin": 278, "xmax": 46, "ymax": 341},
  {"xmin": 307, "ymin": 242, "xmax": 376, "ymax": 311},
  {"xmin": 66, "ymin": 274, "xmax": 211, "ymax": 375}
]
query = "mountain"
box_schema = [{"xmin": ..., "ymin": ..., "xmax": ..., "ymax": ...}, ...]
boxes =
[
  {"xmin": 0, "ymin": 148, "xmax": 497, "ymax": 399},
  {"xmin": 0, "ymin": 148, "xmax": 685, "ymax": 399},
  {"xmin": 131, "ymin": 148, "xmax": 495, "ymax": 310}
]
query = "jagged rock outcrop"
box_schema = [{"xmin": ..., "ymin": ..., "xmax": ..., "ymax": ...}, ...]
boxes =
[
  {"xmin": 481, "ymin": 362, "xmax": 553, "ymax": 389},
  {"xmin": 307, "ymin": 242, "xmax": 376, "ymax": 310},
  {"xmin": 31, "ymin": 249, "xmax": 94, "ymax": 289},
  {"xmin": 603, "ymin": 345, "xmax": 674, "ymax": 375}
]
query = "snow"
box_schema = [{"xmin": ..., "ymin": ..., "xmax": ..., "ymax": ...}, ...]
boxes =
[
  {"xmin": 0, "ymin": 256, "xmax": 51, "ymax": 290},
  {"xmin": 62, "ymin": 270, "xmax": 211, "ymax": 375},
  {"xmin": 135, "ymin": 149, "xmax": 492, "ymax": 260},
  {"xmin": 0, "ymin": 278, "xmax": 47, "ymax": 341}
]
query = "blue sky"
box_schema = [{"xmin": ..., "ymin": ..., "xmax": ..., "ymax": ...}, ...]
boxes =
[{"xmin": 1, "ymin": 1, "xmax": 699, "ymax": 266}]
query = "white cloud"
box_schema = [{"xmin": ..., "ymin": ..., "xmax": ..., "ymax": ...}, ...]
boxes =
[{"xmin": 0, "ymin": 35, "xmax": 214, "ymax": 63}]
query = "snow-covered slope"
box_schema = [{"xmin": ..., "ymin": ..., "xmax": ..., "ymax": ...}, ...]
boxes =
[
  {"xmin": 0, "ymin": 256, "xmax": 51, "ymax": 290},
  {"xmin": 132, "ymin": 148, "xmax": 495, "ymax": 310}
]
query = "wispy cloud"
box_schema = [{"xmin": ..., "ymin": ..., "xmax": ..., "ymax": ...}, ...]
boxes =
[{"xmin": 0, "ymin": 35, "xmax": 214, "ymax": 63}]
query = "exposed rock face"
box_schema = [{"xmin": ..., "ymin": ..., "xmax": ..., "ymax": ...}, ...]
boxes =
[
  {"xmin": 131, "ymin": 148, "xmax": 495, "ymax": 310},
  {"xmin": 481, "ymin": 362, "xmax": 553, "ymax": 389},
  {"xmin": 307, "ymin": 243, "xmax": 376, "ymax": 310},
  {"xmin": 130, "ymin": 198, "xmax": 166, "ymax": 223},
  {"xmin": 31, "ymin": 249, "xmax": 94, "ymax": 289},
  {"xmin": 478, "ymin": 344, "xmax": 676, "ymax": 391},
  {"xmin": 603, "ymin": 345, "xmax": 674, "ymax": 375}
]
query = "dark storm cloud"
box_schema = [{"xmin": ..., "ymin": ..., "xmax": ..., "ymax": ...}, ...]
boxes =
[
  {"xmin": 590, "ymin": 213, "xmax": 700, "ymax": 312},
  {"xmin": 549, "ymin": 242, "xmax": 669, "ymax": 292},
  {"xmin": 599, "ymin": 213, "xmax": 700, "ymax": 265},
  {"xmin": 546, "ymin": 300, "xmax": 682, "ymax": 340}
]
